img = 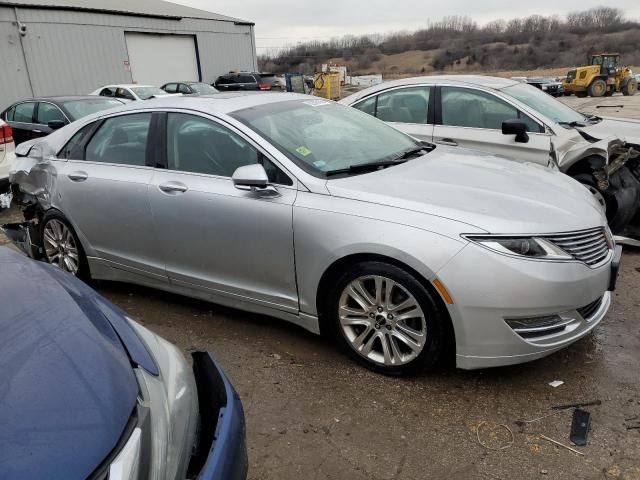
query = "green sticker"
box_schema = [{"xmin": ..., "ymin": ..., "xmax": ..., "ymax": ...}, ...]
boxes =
[{"xmin": 296, "ymin": 146, "xmax": 312, "ymax": 157}]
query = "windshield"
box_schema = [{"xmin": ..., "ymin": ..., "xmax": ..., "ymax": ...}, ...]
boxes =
[
  {"xmin": 131, "ymin": 87, "xmax": 167, "ymax": 100},
  {"xmin": 61, "ymin": 99, "xmax": 123, "ymax": 119},
  {"xmin": 502, "ymin": 83, "xmax": 585, "ymax": 124},
  {"xmin": 231, "ymin": 99, "xmax": 419, "ymax": 176},
  {"xmin": 190, "ymin": 83, "xmax": 218, "ymax": 94}
]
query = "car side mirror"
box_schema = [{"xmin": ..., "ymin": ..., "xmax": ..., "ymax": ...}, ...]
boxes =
[
  {"xmin": 502, "ymin": 119, "xmax": 529, "ymax": 143},
  {"xmin": 233, "ymin": 164, "xmax": 280, "ymax": 196},
  {"xmin": 47, "ymin": 120, "xmax": 65, "ymax": 130}
]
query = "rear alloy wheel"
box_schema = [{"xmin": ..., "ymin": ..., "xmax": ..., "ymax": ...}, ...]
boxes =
[
  {"xmin": 41, "ymin": 213, "xmax": 88, "ymax": 277},
  {"xmin": 329, "ymin": 262, "xmax": 447, "ymax": 375},
  {"xmin": 623, "ymin": 79, "xmax": 638, "ymax": 96},
  {"xmin": 588, "ymin": 78, "xmax": 607, "ymax": 97}
]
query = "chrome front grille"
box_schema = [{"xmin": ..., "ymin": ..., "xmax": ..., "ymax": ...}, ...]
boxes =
[{"xmin": 542, "ymin": 227, "xmax": 611, "ymax": 266}]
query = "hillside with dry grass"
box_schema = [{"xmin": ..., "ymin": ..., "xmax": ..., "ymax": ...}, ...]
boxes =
[{"xmin": 259, "ymin": 7, "xmax": 640, "ymax": 77}]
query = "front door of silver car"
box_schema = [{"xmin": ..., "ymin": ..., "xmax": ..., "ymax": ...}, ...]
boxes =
[
  {"xmin": 432, "ymin": 86, "xmax": 552, "ymax": 165},
  {"xmin": 147, "ymin": 111, "xmax": 300, "ymax": 312},
  {"xmin": 56, "ymin": 112, "xmax": 167, "ymax": 280}
]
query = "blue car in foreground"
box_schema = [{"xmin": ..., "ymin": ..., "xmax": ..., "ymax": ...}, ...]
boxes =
[{"xmin": 0, "ymin": 246, "xmax": 247, "ymax": 480}]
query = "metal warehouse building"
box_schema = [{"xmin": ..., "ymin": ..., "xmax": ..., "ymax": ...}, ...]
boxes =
[{"xmin": 0, "ymin": 0, "xmax": 257, "ymax": 107}]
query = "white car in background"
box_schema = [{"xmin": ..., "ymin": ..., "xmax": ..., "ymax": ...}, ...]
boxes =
[
  {"xmin": 0, "ymin": 118, "xmax": 15, "ymax": 194},
  {"xmin": 340, "ymin": 75, "xmax": 640, "ymax": 240},
  {"xmin": 90, "ymin": 84, "xmax": 180, "ymax": 101}
]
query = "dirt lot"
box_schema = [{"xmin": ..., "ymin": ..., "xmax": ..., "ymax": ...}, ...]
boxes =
[{"xmin": 2, "ymin": 94, "xmax": 640, "ymax": 480}]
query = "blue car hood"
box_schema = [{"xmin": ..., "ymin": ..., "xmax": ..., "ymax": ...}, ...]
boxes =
[{"xmin": 0, "ymin": 248, "xmax": 139, "ymax": 480}]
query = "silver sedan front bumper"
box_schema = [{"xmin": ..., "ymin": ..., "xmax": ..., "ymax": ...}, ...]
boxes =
[{"xmin": 437, "ymin": 242, "xmax": 619, "ymax": 369}]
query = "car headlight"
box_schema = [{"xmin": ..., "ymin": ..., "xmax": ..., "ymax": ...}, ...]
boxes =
[{"xmin": 465, "ymin": 235, "xmax": 573, "ymax": 259}]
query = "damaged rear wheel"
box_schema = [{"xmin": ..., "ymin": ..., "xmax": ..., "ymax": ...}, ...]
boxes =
[{"xmin": 41, "ymin": 211, "xmax": 89, "ymax": 278}]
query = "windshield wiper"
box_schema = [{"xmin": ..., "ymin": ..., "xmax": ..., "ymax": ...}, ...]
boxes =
[
  {"xmin": 582, "ymin": 113, "xmax": 603, "ymax": 124},
  {"xmin": 558, "ymin": 120, "xmax": 587, "ymax": 128},
  {"xmin": 325, "ymin": 159, "xmax": 408, "ymax": 177},
  {"xmin": 393, "ymin": 146, "xmax": 429, "ymax": 160}
]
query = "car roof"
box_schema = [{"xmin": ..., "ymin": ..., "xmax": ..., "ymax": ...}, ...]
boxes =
[
  {"xmin": 102, "ymin": 84, "xmax": 156, "ymax": 89},
  {"xmin": 377, "ymin": 75, "xmax": 519, "ymax": 89},
  {"xmin": 99, "ymin": 91, "xmax": 310, "ymax": 116},
  {"xmin": 33, "ymin": 95, "xmax": 122, "ymax": 103}
]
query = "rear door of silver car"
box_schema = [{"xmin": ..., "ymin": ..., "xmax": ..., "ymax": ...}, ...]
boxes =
[
  {"xmin": 147, "ymin": 111, "xmax": 299, "ymax": 312},
  {"xmin": 351, "ymin": 85, "xmax": 434, "ymax": 141},
  {"xmin": 57, "ymin": 111, "xmax": 167, "ymax": 280}
]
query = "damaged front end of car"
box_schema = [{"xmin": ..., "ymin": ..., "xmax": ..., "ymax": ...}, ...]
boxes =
[
  {"xmin": 557, "ymin": 133, "xmax": 640, "ymax": 244},
  {"xmin": 0, "ymin": 139, "xmax": 58, "ymax": 259}
]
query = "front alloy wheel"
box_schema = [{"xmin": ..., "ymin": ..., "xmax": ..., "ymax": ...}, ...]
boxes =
[
  {"xmin": 339, "ymin": 275, "xmax": 428, "ymax": 368},
  {"xmin": 43, "ymin": 218, "xmax": 80, "ymax": 275}
]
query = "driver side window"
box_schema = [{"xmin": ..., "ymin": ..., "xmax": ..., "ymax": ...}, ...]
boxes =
[
  {"xmin": 441, "ymin": 87, "xmax": 541, "ymax": 132},
  {"xmin": 166, "ymin": 113, "xmax": 292, "ymax": 185}
]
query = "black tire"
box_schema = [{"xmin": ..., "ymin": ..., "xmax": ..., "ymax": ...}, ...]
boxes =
[
  {"xmin": 572, "ymin": 168, "xmax": 640, "ymax": 234},
  {"xmin": 622, "ymin": 78, "xmax": 638, "ymax": 96},
  {"xmin": 40, "ymin": 210, "xmax": 90, "ymax": 279},
  {"xmin": 325, "ymin": 261, "xmax": 449, "ymax": 375},
  {"xmin": 604, "ymin": 90, "xmax": 614, "ymax": 97},
  {"xmin": 576, "ymin": 92, "xmax": 588, "ymax": 98},
  {"xmin": 588, "ymin": 78, "xmax": 607, "ymax": 97}
]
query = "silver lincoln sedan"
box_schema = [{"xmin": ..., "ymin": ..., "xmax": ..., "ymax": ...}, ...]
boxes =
[{"xmin": 5, "ymin": 92, "xmax": 621, "ymax": 374}]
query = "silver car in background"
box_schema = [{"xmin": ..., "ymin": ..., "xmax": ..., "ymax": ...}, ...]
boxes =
[
  {"xmin": 340, "ymin": 76, "xmax": 640, "ymax": 239},
  {"xmin": 6, "ymin": 93, "xmax": 620, "ymax": 374}
]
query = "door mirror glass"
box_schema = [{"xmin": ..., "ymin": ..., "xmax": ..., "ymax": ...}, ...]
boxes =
[
  {"xmin": 232, "ymin": 164, "xmax": 269, "ymax": 189},
  {"xmin": 47, "ymin": 120, "xmax": 65, "ymax": 130},
  {"xmin": 502, "ymin": 119, "xmax": 530, "ymax": 143}
]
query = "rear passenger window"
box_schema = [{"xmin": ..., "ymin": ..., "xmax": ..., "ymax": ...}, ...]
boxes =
[
  {"xmin": 13, "ymin": 102, "xmax": 35, "ymax": 123},
  {"xmin": 59, "ymin": 123, "xmax": 95, "ymax": 159},
  {"xmin": 85, "ymin": 113, "xmax": 151, "ymax": 166},
  {"xmin": 166, "ymin": 113, "xmax": 292, "ymax": 185},
  {"xmin": 37, "ymin": 103, "xmax": 66, "ymax": 124},
  {"xmin": 239, "ymin": 75, "xmax": 255, "ymax": 83},
  {"xmin": 376, "ymin": 87, "xmax": 430, "ymax": 124},
  {"xmin": 178, "ymin": 84, "xmax": 191, "ymax": 94},
  {"xmin": 353, "ymin": 96, "xmax": 376, "ymax": 116},
  {"xmin": 164, "ymin": 84, "xmax": 177, "ymax": 93},
  {"xmin": 100, "ymin": 87, "xmax": 116, "ymax": 97},
  {"xmin": 4, "ymin": 107, "xmax": 15, "ymax": 121},
  {"xmin": 353, "ymin": 87, "xmax": 430, "ymax": 124}
]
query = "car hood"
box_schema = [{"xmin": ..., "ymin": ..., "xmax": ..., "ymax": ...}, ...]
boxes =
[
  {"xmin": 326, "ymin": 146, "xmax": 606, "ymax": 234},
  {"xmin": 0, "ymin": 247, "xmax": 139, "ymax": 480},
  {"xmin": 579, "ymin": 117, "xmax": 640, "ymax": 145}
]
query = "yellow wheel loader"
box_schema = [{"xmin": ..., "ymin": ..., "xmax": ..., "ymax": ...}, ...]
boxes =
[{"xmin": 563, "ymin": 53, "xmax": 637, "ymax": 98}]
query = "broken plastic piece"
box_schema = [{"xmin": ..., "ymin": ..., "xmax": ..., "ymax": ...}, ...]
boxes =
[
  {"xmin": 549, "ymin": 380, "xmax": 564, "ymax": 388},
  {"xmin": 570, "ymin": 409, "xmax": 591, "ymax": 446},
  {"xmin": 0, "ymin": 192, "xmax": 11, "ymax": 209}
]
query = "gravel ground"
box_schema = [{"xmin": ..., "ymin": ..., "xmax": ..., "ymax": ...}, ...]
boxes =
[{"xmin": 1, "ymin": 93, "xmax": 639, "ymax": 480}]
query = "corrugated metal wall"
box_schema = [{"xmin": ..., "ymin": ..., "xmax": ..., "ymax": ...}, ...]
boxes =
[{"xmin": 0, "ymin": 6, "xmax": 257, "ymax": 108}]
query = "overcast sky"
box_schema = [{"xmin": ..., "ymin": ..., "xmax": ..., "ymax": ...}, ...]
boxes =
[{"xmin": 172, "ymin": 1, "xmax": 640, "ymax": 53}]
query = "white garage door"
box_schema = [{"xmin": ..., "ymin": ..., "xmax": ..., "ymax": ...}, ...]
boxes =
[{"xmin": 125, "ymin": 32, "xmax": 199, "ymax": 85}]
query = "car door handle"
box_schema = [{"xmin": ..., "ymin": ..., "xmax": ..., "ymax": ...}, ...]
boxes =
[
  {"xmin": 159, "ymin": 182, "xmax": 188, "ymax": 194},
  {"xmin": 67, "ymin": 171, "xmax": 88, "ymax": 182},
  {"xmin": 437, "ymin": 138, "xmax": 458, "ymax": 146}
]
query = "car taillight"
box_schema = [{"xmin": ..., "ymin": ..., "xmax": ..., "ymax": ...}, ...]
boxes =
[
  {"xmin": 0, "ymin": 124, "xmax": 13, "ymax": 145},
  {"xmin": 258, "ymin": 84, "xmax": 271, "ymax": 90}
]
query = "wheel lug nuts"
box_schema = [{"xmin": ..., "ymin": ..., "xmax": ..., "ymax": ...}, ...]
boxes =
[
  {"xmin": 369, "ymin": 313, "xmax": 375, "ymax": 318},
  {"xmin": 388, "ymin": 314, "xmax": 394, "ymax": 320},
  {"xmin": 377, "ymin": 307, "xmax": 383, "ymax": 313},
  {"xmin": 386, "ymin": 325, "xmax": 392, "ymax": 331}
]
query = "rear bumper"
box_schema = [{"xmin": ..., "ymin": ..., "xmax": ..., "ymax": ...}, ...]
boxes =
[{"xmin": 191, "ymin": 352, "xmax": 248, "ymax": 480}]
